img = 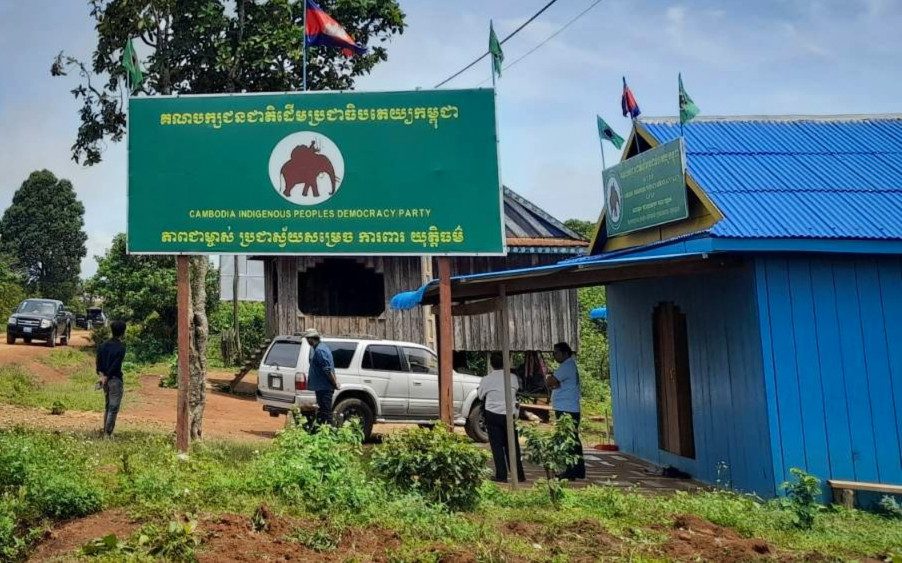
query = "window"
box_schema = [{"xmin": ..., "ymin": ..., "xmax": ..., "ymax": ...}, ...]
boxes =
[
  {"xmin": 298, "ymin": 258, "xmax": 385, "ymax": 317},
  {"xmin": 361, "ymin": 345, "xmax": 403, "ymax": 371},
  {"xmin": 324, "ymin": 341, "xmax": 358, "ymax": 370},
  {"xmin": 653, "ymin": 303, "xmax": 696, "ymax": 459},
  {"xmin": 263, "ymin": 341, "xmax": 301, "ymax": 368},
  {"xmin": 404, "ymin": 347, "xmax": 438, "ymax": 374}
]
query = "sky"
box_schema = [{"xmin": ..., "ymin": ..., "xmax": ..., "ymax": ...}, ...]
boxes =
[{"xmin": 1, "ymin": 0, "xmax": 900, "ymax": 277}]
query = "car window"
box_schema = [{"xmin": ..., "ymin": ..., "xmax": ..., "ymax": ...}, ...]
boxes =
[
  {"xmin": 263, "ymin": 341, "xmax": 302, "ymax": 368},
  {"xmin": 324, "ymin": 341, "xmax": 358, "ymax": 369},
  {"xmin": 361, "ymin": 345, "xmax": 403, "ymax": 371},
  {"xmin": 404, "ymin": 347, "xmax": 438, "ymax": 375}
]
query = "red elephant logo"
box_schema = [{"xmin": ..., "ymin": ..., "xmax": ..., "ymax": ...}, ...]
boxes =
[{"xmin": 280, "ymin": 141, "xmax": 339, "ymax": 198}]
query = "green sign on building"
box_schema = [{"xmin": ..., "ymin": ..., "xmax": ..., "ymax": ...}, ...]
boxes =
[
  {"xmin": 603, "ymin": 139, "xmax": 688, "ymax": 237},
  {"xmin": 127, "ymin": 89, "xmax": 504, "ymax": 255}
]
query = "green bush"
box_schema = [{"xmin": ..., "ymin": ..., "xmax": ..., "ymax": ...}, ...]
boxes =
[
  {"xmin": 252, "ymin": 423, "xmax": 380, "ymax": 516},
  {"xmin": 124, "ymin": 314, "xmax": 173, "ymax": 364},
  {"xmin": 90, "ymin": 324, "xmax": 111, "ymax": 349},
  {"xmin": 159, "ymin": 357, "xmax": 178, "ymax": 389},
  {"xmin": 520, "ymin": 415, "xmax": 581, "ymax": 508},
  {"xmin": 208, "ymin": 301, "xmax": 266, "ymax": 365},
  {"xmin": 371, "ymin": 425, "xmax": 489, "ymax": 512},
  {"xmin": 878, "ymin": 495, "xmax": 902, "ymax": 519},
  {"xmin": 0, "ymin": 496, "xmax": 26, "ymax": 562},
  {"xmin": 781, "ymin": 467, "xmax": 823, "ymax": 529},
  {"xmin": 50, "ymin": 400, "xmax": 66, "ymax": 415},
  {"xmin": 26, "ymin": 473, "xmax": 102, "ymax": 519},
  {"xmin": 0, "ymin": 430, "xmax": 105, "ymax": 558}
]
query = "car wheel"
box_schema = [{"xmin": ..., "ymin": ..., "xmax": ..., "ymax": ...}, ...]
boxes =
[
  {"xmin": 47, "ymin": 329, "xmax": 57, "ymax": 348},
  {"xmin": 6, "ymin": 333, "xmax": 14, "ymax": 345},
  {"xmin": 61, "ymin": 326, "xmax": 70, "ymax": 346},
  {"xmin": 465, "ymin": 402, "xmax": 489, "ymax": 443},
  {"xmin": 333, "ymin": 397, "xmax": 374, "ymax": 441}
]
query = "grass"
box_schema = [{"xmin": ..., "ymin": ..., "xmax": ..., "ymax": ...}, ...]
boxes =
[
  {"xmin": 0, "ymin": 364, "xmax": 139, "ymax": 413},
  {"xmin": 38, "ymin": 347, "xmax": 93, "ymax": 370},
  {"xmin": 1, "ymin": 427, "xmax": 901, "ymax": 562}
]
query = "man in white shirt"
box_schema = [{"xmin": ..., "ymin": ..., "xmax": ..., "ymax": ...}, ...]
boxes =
[
  {"xmin": 546, "ymin": 342, "xmax": 586, "ymax": 480},
  {"xmin": 478, "ymin": 353, "xmax": 526, "ymax": 483}
]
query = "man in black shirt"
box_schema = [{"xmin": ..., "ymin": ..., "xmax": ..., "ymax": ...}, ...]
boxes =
[{"xmin": 96, "ymin": 320, "xmax": 127, "ymax": 437}]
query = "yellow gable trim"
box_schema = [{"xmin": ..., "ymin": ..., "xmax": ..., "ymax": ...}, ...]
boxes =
[{"xmin": 591, "ymin": 122, "xmax": 724, "ymax": 254}]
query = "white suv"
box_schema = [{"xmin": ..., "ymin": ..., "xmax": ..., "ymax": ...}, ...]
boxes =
[{"xmin": 256, "ymin": 336, "xmax": 488, "ymax": 442}]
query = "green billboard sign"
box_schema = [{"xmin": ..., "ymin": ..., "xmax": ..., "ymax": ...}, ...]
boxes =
[
  {"xmin": 603, "ymin": 139, "xmax": 688, "ymax": 237},
  {"xmin": 127, "ymin": 89, "xmax": 504, "ymax": 255}
]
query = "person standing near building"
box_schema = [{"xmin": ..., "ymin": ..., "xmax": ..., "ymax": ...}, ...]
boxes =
[
  {"xmin": 478, "ymin": 352, "xmax": 526, "ymax": 483},
  {"xmin": 303, "ymin": 328, "xmax": 340, "ymax": 426},
  {"xmin": 546, "ymin": 342, "xmax": 586, "ymax": 479},
  {"xmin": 96, "ymin": 320, "xmax": 127, "ymax": 438}
]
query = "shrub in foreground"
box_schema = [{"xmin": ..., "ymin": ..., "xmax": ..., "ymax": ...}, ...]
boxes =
[
  {"xmin": 253, "ymin": 423, "xmax": 379, "ymax": 515},
  {"xmin": 371, "ymin": 425, "xmax": 489, "ymax": 511}
]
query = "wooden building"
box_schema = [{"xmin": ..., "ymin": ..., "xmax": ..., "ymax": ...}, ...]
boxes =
[
  {"xmin": 260, "ymin": 187, "xmax": 586, "ymax": 351},
  {"xmin": 393, "ymin": 115, "xmax": 902, "ymax": 502}
]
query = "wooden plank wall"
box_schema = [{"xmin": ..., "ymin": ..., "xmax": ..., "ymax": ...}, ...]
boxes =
[
  {"xmin": 263, "ymin": 252, "xmax": 580, "ymax": 352},
  {"xmin": 264, "ymin": 257, "xmax": 426, "ymax": 343},
  {"xmin": 607, "ymin": 262, "xmax": 776, "ymax": 495},
  {"xmin": 446, "ymin": 254, "xmax": 581, "ymax": 352},
  {"xmin": 755, "ymin": 255, "xmax": 902, "ymax": 494}
]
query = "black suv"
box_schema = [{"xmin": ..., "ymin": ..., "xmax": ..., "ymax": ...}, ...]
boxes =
[{"xmin": 6, "ymin": 299, "xmax": 73, "ymax": 347}]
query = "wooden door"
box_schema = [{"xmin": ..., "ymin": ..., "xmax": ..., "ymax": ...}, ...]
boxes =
[{"xmin": 653, "ymin": 303, "xmax": 696, "ymax": 459}]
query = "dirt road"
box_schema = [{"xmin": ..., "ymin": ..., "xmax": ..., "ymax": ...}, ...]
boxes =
[{"xmin": 0, "ymin": 331, "xmax": 284, "ymax": 441}]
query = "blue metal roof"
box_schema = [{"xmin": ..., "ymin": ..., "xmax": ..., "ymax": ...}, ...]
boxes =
[{"xmin": 641, "ymin": 116, "xmax": 902, "ymax": 240}]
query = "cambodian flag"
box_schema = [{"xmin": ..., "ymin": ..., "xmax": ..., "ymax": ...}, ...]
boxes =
[
  {"xmin": 305, "ymin": 0, "xmax": 367, "ymax": 57},
  {"xmin": 621, "ymin": 76, "xmax": 641, "ymax": 119}
]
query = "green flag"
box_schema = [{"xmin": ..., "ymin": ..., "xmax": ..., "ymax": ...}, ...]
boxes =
[
  {"xmin": 122, "ymin": 38, "xmax": 144, "ymax": 94},
  {"xmin": 597, "ymin": 116, "xmax": 625, "ymax": 150},
  {"xmin": 678, "ymin": 73, "xmax": 699, "ymax": 125},
  {"xmin": 489, "ymin": 21, "xmax": 504, "ymax": 78}
]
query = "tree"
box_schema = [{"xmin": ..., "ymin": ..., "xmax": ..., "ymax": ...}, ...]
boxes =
[
  {"xmin": 0, "ymin": 171, "xmax": 88, "ymax": 302},
  {"xmin": 0, "ymin": 253, "xmax": 26, "ymax": 316},
  {"xmin": 92, "ymin": 233, "xmax": 219, "ymax": 346},
  {"xmin": 54, "ymin": 0, "xmax": 404, "ymax": 438},
  {"xmin": 563, "ymin": 218, "xmax": 596, "ymax": 240},
  {"xmin": 564, "ymin": 217, "xmax": 608, "ymax": 405}
]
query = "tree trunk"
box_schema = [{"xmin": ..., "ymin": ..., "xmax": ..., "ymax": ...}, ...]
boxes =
[{"xmin": 188, "ymin": 256, "xmax": 208, "ymax": 440}]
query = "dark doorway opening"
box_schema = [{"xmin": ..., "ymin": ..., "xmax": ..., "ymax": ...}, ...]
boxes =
[
  {"xmin": 652, "ymin": 302, "xmax": 696, "ymax": 459},
  {"xmin": 298, "ymin": 259, "xmax": 385, "ymax": 317}
]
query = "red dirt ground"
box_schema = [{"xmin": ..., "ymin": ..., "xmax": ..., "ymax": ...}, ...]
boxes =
[
  {"xmin": 26, "ymin": 509, "xmax": 139, "ymax": 562},
  {"xmin": 0, "ymin": 332, "xmax": 284, "ymax": 440},
  {"xmin": 32, "ymin": 510, "xmax": 807, "ymax": 562}
]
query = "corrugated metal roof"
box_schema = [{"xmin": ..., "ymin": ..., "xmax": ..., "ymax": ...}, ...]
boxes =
[
  {"xmin": 641, "ymin": 115, "xmax": 902, "ymax": 240},
  {"xmin": 503, "ymin": 186, "xmax": 587, "ymax": 247}
]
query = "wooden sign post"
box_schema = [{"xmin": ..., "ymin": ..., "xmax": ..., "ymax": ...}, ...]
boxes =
[{"xmin": 437, "ymin": 257, "xmax": 454, "ymax": 426}]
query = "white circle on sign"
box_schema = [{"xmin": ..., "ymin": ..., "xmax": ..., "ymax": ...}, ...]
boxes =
[
  {"xmin": 268, "ymin": 132, "xmax": 345, "ymax": 206},
  {"xmin": 606, "ymin": 176, "xmax": 623, "ymax": 226}
]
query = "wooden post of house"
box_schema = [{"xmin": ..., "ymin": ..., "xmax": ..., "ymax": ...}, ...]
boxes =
[
  {"xmin": 437, "ymin": 257, "xmax": 454, "ymax": 426},
  {"xmin": 498, "ymin": 284, "xmax": 519, "ymax": 489},
  {"xmin": 176, "ymin": 256, "xmax": 191, "ymax": 453}
]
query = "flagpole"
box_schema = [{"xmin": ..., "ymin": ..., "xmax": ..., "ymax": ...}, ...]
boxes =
[{"xmin": 302, "ymin": 0, "xmax": 308, "ymax": 91}]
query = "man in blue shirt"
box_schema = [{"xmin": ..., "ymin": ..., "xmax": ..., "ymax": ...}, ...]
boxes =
[
  {"xmin": 303, "ymin": 328, "xmax": 340, "ymax": 426},
  {"xmin": 546, "ymin": 341, "xmax": 586, "ymax": 479}
]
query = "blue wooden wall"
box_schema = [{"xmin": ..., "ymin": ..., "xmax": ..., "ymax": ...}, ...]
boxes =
[
  {"xmin": 607, "ymin": 264, "xmax": 776, "ymax": 495},
  {"xmin": 754, "ymin": 255, "xmax": 902, "ymax": 491}
]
